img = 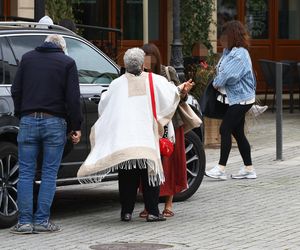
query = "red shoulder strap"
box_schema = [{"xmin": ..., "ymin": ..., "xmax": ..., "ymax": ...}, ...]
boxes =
[{"xmin": 148, "ymin": 72, "xmax": 157, "ymax": 120}]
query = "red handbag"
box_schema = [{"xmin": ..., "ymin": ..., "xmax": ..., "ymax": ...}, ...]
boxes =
[{"xmin": 148, "ymin": 72, "xmax": 174, "ymax": 157}]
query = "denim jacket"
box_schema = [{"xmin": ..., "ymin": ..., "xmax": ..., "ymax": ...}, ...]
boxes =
[{"xmin": 213, "ymin": 47, "xmax": 256, "ymax": 106}]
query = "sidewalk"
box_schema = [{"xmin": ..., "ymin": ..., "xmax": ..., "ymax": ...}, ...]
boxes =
[{"xmin": 1, "ymin": 110, "xmax": 300, "ymax": 250}]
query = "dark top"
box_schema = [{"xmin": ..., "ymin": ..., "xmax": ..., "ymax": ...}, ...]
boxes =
[{"xmin": 11, "ymin": 42, "xmax": 82, "ymax": 131}]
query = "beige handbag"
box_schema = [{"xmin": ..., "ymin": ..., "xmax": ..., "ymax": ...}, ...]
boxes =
[
  {"xmin": 165, "ymin": 66, "xmax": 202, "ymax": 133},
  {"xmin": 178, "ymin": 102, "xmax": 202, "ymax": 133}
]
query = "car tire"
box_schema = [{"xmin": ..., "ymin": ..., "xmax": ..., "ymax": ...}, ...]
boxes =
[
  {"xmin": 0, "ymin": 142, "xmax": 19, "ymax": 228},
  {"xmin": 173, "ymin": 130, "xmax": 206, "ymax": 202}
]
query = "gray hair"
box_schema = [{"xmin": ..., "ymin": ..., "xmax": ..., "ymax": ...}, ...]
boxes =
[
  {"xmin": 45, "ymin": 34, "xmax": 67, "ymax": 53},
  {"xmin": 123, "ymin": 48, "xmax": 145, "ymax": 74}
]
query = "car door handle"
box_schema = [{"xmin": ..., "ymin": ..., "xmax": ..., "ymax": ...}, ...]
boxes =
[{"xmin": 88, "ymin": 95, "xmax": 101, "ymax": 104}]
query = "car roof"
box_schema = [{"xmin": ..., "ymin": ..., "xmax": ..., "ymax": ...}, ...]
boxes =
[{"xmin": 0, "ymin": 21, "xmax": 76, "ymax": 36}]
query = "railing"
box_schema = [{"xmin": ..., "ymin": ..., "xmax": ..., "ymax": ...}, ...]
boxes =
[
  {"xmin": 0, "ymin": 16, "xmax": 122, "ymax": 62},
  {"xmin": 75, "ymin": 24, "xmax": 122, "ymax": 62},
  {"xmin": 0, "ymin": 15, "xmax": 35, "ymax": 22}
]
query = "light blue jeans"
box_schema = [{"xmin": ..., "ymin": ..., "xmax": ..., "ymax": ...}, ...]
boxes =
[{"xmin": 17, "ymin": 115, "xmax": 67, "ymax": 224}]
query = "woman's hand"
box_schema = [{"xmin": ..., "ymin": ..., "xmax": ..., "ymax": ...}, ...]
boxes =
[{"xmin": 178, "ymin": 79, "xmax": 195, "ymax": 97}]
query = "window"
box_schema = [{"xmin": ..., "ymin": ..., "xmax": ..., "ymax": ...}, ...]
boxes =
[
  {"xmin": 123, "ymin": 0, "xmax": 160, "ymax": 40},
  {"xmin": 65, "ymin": 37, "xmax": 119, "ymax": 84},
  {"xmin": 0, "ymin": 38, "xmax": 4, "ymax": 84},
  {"xmin": 73, "ymin": 0, "xmax": 109, "ymax": 40},
  {"xmin": 148, "ymin": 0, "xmax": 159, "ymax": 40},
  {"xmin": 245, "ymin": 0, "xmax": 269, "ymax": 39},
  {"xmin": 217, "ymin": 0, "xmax": 238, "ymax": 38},
  {"xmin": 1, "ymin": 37, "xmax": 18, "ymax": 84},
  {"xmin": 9, "ymin": 35, "xmax": 118, "ymax": 85},
  {"xmin": 279, "ymin": 0, "xmax": 300, "ymax": 39},
  {"xmin": 123, "ymin": 0, "xmax": 143, "ymax": 40},
  {"xmin": 8, "ymin": 35, "xmax": 45, "ymax": 63}
]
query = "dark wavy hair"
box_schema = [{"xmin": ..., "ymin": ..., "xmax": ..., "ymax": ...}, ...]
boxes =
[
  {"xmin": 141, "ymin": 43, "xmax": 162, "ymax": 75},
  {"xmin": 221, "ymin": 20, "xmax": 250, "ymax": 50}
]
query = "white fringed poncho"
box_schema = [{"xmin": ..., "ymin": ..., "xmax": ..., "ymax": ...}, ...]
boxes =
[{"xmin": 77, "ymin": 72, "xmax": 180, "ymax": 186}]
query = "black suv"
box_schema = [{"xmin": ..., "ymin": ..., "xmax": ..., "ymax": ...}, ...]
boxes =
[{"xmin": 0, "ymin": 22, "xmax": 206, "ymax": 228}]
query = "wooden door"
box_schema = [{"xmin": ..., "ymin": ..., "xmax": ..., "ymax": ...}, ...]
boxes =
[{"xmin": 217, "ymin": 0, "xmax": 300, "ymax": 92}]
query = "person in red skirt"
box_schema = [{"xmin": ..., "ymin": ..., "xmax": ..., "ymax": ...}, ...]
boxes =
[{"xmin": 140, "ymin": 43, "xmax": 192, "ymax": 217}]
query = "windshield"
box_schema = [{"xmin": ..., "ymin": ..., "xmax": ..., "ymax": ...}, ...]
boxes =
[{"xmin": 65, "ymin": 37, "xmax": 119, "ymax": 84}]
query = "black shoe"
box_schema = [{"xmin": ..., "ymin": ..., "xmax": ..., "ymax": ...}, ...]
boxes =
[
  {"xmin": 121, "ymin": 213, "xmax": 132, "ymax": 222},
  {"xmin": 146, "ymin": 213, "xmax": 166, "ymax": 222}
]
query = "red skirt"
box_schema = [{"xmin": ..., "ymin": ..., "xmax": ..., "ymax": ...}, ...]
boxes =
[{"xmin": 160, "ymin": 126, "xmax": 188, "ymax": 196}]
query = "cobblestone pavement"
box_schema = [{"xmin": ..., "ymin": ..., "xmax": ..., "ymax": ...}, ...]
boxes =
[{"xmin": 1, "ymin": 111, "xmax": 300, "ymax": 250}]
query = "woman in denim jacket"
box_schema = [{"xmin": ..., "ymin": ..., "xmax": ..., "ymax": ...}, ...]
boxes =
[{"xmin": 206, "ymin": 20, "xmax": 257, "ymax": 180}]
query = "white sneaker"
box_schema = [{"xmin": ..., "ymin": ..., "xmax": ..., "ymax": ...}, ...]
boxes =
[
  {"xmin": 231, "ymin": 166, "xmax": 257, "ymax": 179},
  {"xmin": 205, "ymin": 165, "xmax": 227, "ymax": 180},
  {"xmin": 249, "ymin": 105, "xmax": 268, "ymax": 117}
]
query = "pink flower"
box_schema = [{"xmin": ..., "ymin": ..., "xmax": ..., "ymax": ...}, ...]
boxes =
[{"xmin": 200, "ymin": 61, "xmax": 208, "ymax": 69}]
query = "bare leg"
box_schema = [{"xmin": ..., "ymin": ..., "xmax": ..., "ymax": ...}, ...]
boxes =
[{"xmin": 164, "ymin": 195, "xmax": 173, "ymax": 211}]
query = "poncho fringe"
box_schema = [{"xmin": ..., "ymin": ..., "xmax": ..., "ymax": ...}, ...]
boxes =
[{"xmin": 78, "ymin": 159, "xmax": 164, "ymax": 186}]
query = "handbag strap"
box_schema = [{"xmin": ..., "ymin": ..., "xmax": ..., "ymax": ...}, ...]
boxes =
[{"xmin": 148, "ymin": 72, "xmax": 157, "ymax": 120}]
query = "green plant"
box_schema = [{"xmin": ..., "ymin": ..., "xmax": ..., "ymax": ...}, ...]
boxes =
[
  {"xmin": 180, "ymin": 0, "xmax": 216, "ymax": 57},
  {"xmin": 185, "ymin": 52, "xmax": 218, "ymax": 100},
  {"xmin": 45, "ymin": 0, "xmax": 76, "ymax": 24}
]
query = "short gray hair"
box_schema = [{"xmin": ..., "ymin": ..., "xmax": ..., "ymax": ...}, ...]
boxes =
[
  {"xmin": 123, "ymin": 48, "xmax": 145, "ymax": 74},
  {"xmin": 45, "ymin": 34, "xmax": 67, "ymax": 53}
]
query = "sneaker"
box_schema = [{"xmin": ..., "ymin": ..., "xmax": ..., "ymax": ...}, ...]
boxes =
[
  {"xmin": 249, "ymin": 105, "xmax": 268, "ymax": 117},
  {"xmin": 33, "ymin": 221, "xmax": 61, "ymax": 233},
  {"xmin": 205, "ymin": 165, "xmax": 227, "ymax": 180},
  {"xmin": 10, "ymin": 223, "xmax": 33, "ymax": 234},
  {"xmin": 146, "ymin": 213, "xmax": 166, "ymax": 222},
  {"xmin": 231, "ymin": 166, "xmax": 257, "ymax": 179}
]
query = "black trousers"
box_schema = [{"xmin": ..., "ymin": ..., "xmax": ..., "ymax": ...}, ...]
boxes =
[
  {"xmin": 118, "ymin": 168, "xmax": 160, "ymax": 217},
  {"xmin": 219, "ymin": 104, "xmax": 253, "ymax": 166}
]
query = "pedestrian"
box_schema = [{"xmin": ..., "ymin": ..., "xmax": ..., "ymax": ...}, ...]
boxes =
[
  {"xmin": 205, "ymin": 20, "xmax": 257, "ymax": 180},
  {"xmin": 77, "ymin": 47, "xmax": 193, "ymax": 222},
  {"xmin": 139, "ymin": 43, "xmax": 195, "ymax": 218},
  {"xmin": 11, "ymin": 34, "xmax": 82, "ymax": 234}
]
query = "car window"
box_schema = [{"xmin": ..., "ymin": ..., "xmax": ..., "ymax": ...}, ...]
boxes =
[
  {"xmin": 0, "ymin": 38, "xmax": 3, "ymax": 84},
  {"xmin": 65, "ymin": 37, "xmax": 119, "ymax": 84},
  {"xmin": 0, "ymin": 37, "xmax": 18, "ymax": 84},
  {"xmin": 8, "ymin": 35, "xmax": 46, "ymax": 63},
  {"xmin": 8, "ymin": 34, "xmax": 119, "ymax": 85}
]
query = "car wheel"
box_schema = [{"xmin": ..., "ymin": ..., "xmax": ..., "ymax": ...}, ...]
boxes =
[
  {"xmin": 0, "ymin": 142, "xmax": 19, "ymax": 228},
  {"xmin": 173, "ymin": 130, "xmax": 206, "ymax": 202}
]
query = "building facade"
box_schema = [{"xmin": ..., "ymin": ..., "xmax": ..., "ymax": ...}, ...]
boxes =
[{"xmin": 1, "ymin": 0, "xmax": 300, "ymax": 92}]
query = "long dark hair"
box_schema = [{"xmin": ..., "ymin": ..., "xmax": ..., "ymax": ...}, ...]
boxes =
[
  {"xmin": 221, "ymin": 20, "xmax": 250, "ymax": 50},
  {"xmin": 141, "ymin": 43, "xmax": 162, "ymax": 75}
]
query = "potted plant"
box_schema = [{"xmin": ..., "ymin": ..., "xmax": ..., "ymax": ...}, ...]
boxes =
[{"xmin": 184, "ymin": 52, "xmax": 218, "ymax": 100}]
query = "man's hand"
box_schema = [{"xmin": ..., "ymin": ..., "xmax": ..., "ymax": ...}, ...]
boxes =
[{"xmin": 70, "ymin": 130, "xmax": 81, "ymax": 144}]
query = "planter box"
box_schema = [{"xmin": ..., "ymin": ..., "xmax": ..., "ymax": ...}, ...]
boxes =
[
  {"xmin": 204, "ymin": 117, "xmax": 222, "ymax": 148},
  {"xmin": 204, "ymin": 117, "xmax": 238, "ymax": 148}
]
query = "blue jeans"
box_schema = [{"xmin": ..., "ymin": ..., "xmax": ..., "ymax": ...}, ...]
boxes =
[{"xmin": 17, "ymin": 116, "xmax": 67, "ymax": 224}]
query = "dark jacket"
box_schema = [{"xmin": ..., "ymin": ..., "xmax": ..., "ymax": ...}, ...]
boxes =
[{"xmin": 11, "ymin": 42, "xmax": 82, "ymax": 131}]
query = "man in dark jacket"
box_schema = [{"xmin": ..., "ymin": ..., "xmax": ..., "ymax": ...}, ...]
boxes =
[{"xmin": 10, "ymin": 34, "xmax": 82, "ymax": 234}]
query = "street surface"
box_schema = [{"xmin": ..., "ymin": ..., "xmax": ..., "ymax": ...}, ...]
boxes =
[{"xmin": 1, "ymin": 111, "xmax": 300, "ymax": 250}]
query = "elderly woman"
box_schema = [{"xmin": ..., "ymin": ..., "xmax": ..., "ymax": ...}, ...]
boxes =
[{"xmin": 78, "ymin": 48, "xmax": 193, "ymax": 222}]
